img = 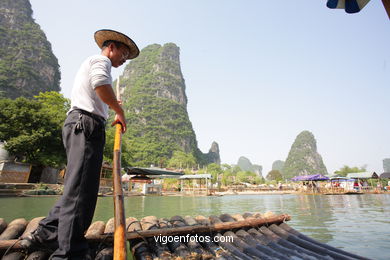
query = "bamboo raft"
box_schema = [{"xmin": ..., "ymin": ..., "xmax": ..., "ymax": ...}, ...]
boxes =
[{"xmin": 0, "ymin": 212, "xmax": 370, "ymax": 260}]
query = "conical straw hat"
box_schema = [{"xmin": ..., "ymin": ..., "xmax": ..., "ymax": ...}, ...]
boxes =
[{"xmin": 94, "ymin": 29, "xmax": 139, "ymax": 59}]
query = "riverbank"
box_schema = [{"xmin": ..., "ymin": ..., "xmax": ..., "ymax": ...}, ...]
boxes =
[
  {"xmin": 0, "ymin": 183, "xmax": 62, "ymax": 197},
  {"xmin": 0, "ymin": 183, "xmax": 387, "ymax": 197}
]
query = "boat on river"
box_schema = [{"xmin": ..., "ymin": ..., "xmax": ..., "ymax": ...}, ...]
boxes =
[{"xmin": 0, "ymin": 212, "xmax": 370, "ymax": 260}]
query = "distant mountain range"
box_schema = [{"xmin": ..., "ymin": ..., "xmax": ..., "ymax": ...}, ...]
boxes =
[{"xmin": 236, "ymin": 156, "xmax": 262, "ymax": 176}]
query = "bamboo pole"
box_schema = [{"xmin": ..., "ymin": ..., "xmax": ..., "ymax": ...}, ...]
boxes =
[{"xmin": 113, "ymin": 77, "xmax": 127, "ymax": 260}]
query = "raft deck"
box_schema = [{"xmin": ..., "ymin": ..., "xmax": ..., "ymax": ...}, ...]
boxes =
[{"xmin": 0, "ymin": 212, "xmax": 370, "ymax": 259}]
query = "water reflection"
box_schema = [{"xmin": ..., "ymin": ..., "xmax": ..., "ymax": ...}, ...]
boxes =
[
  {"xmin": 287, "ymin": 195, "xmax": 334, "ymax": 243},
  {"xmin": 0, "ymin": 196, "xmax": 58, "ymax": 221}
]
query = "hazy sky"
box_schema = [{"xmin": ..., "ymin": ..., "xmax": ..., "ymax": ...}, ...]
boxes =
[{"xmin": 29, "ymin": 0, "xmax": 389, "ymax": 176}]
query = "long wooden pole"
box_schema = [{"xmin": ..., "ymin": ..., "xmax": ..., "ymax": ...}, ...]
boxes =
[{"xmin": 113, "ymin": 77, "xmax": 127, "ymax": 260}]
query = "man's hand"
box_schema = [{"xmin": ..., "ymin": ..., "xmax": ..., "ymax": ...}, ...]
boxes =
[{"xmin": 111, "ymin": 112, "xmax": 127, "ymax": 133}]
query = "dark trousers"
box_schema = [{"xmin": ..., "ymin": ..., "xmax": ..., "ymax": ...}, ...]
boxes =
[{"xmin": 38, "ymin": 111, "xmax": 106, "ymax": 259}]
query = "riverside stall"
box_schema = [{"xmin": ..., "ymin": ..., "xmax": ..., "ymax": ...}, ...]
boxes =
[{"xmin": 291, "ymin": 174, "xmax": 329, "ymax": 193}]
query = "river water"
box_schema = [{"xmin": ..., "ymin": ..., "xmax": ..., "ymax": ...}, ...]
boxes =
[{"xmin": 1, "ymin": 194, "xmax": 389, "ymax": 259}]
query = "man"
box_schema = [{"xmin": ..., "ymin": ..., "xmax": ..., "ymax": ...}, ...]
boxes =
[{"xmin": 21, "ymin": 29, "xmax": 139, "ymax": 259}]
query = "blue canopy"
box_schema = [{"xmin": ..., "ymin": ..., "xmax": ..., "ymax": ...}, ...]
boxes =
[{"xmin": 291, "ymin": 174, "xmax": 330, "ymax": 181}]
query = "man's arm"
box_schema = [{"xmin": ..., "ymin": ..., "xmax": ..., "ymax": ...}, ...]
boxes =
[{"xmin": 95, "ymin": 84, "xmax": 127, "ymax": 133}]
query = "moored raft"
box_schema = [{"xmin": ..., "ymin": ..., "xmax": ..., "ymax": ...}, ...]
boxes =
[{"xmin": 0, "ymin": 212, "xmax": 370, "ymax": 260}]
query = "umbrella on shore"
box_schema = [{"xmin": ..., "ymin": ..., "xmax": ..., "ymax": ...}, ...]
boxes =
[
  {"xmin": 291, "ymin": 174, "xmax": 329, "ymax": 181},
  {"xmin": 326, "ymin": 0, "xmax": 390, "ymax": 19}
]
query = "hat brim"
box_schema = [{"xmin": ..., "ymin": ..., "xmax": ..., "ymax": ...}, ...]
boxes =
[{"xmin": 94, "ymin": 29, "xmax": 139, "ymax": 60}]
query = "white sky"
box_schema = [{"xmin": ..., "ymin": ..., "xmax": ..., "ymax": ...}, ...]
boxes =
[{"xmin": 29, "ymin": 0, "xmax": 390, "ymax": 176}]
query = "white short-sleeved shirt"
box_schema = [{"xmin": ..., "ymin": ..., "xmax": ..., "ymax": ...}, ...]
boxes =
[{"xmin": 68, "ymin": 54, "xmax": 112, "ymax": 119}]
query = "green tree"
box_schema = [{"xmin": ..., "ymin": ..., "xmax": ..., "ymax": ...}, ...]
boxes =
[
  {"xmin": 255, "ymin": 176, "xmax": 265, "ymax": 184},
  {"xmin": 266, "ymin": 170, "xmax": 283, "ymax": 181},
  {"xmin": 217, "ymin": 164, "xmax": 237, "ymax": 186},
  {"xmin": 167, "ymin": 150, "xmax": 196, "ymax": 169},
  {"xmin": 35, "ymin": 91, "xmax": 70, "ymax": 125},
  {"xmin": 221, "ymin": 163, "xmax": 232, "ymax": 171},
  {"xmin": 206, "ymin": 163, "xmax": 223, "ymax": 183},
  {"xmin": 0, "ymin": 92, "xmax": 69, "ymax": 167},
  {"xmin": 231, "ymin": 165, "xmax": 242, "ymax": 174},
  {"xmin": 236, "ymin": 171, "xmax": 257, "ymax": 184},
  {"xmin": 221, "ymin": 171, "xmax": 234, "ymax": 186},
  {"xmin": 334, "ymin": 165, "xmax": 366, "ymax": 177}
]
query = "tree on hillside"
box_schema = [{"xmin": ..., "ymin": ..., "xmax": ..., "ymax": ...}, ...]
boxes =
[
  {"xmin": 334, "ymin": 165, "xmax": 366, "ymax": 177},
  {"xmin": 266, "ymin": 170, "xmax": 283, "ymax": 181},
  {"xmin": 383, "ymin": 158, "xmax": 390, "ymax": 172},
  {"xmin": 167, "ymin": 150, "xmax": 196, "ymax": 169},
  {"xmin": 0, "ymin": 92, "xmax": 69, "ymax": 167}
]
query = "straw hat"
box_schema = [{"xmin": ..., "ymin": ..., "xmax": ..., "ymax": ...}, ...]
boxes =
[{"xmin": 94, "ymin": 29, "xmax": 139, "ymax": 59}]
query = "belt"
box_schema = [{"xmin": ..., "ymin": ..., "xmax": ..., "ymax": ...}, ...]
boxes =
[{"xmin": 70, "ymin": 109, "xmax": 106, "ymax": 125}]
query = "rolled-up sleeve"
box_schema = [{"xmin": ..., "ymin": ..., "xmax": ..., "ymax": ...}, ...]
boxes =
[{"xmin": 89, "ymin": 57, "xmax": 112, "ymax": 89}]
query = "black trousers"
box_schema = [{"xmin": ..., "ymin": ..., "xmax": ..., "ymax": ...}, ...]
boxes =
[{"xmin": 38, "ymin": 111, "xmax": 106, "ymax": 259}]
